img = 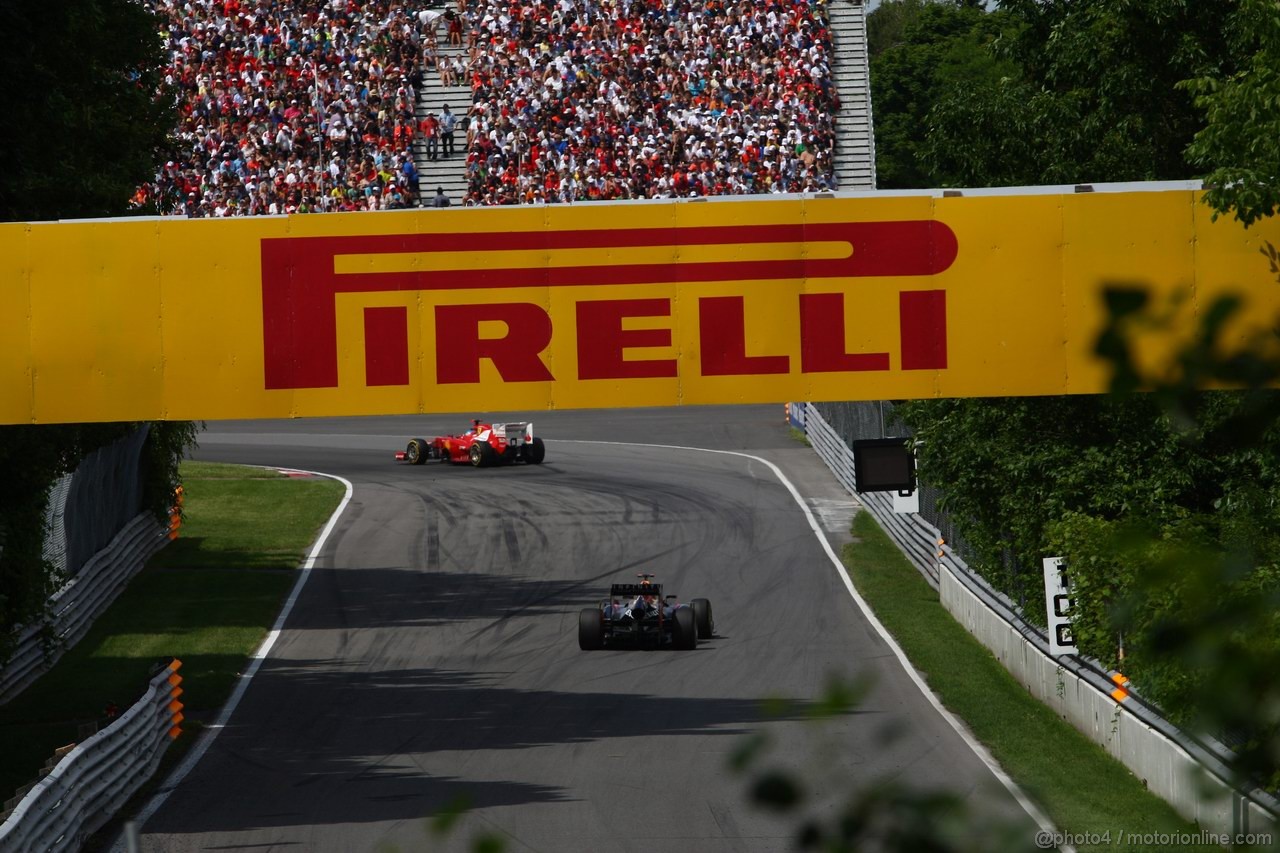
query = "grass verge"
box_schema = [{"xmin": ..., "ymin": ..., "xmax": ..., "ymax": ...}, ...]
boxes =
[
  {"xmin": 0, "ymin": 461, "xmax": 344, "ymax": 807},
  {"xmin": 845, "ymin": 510, "xmax": 1218, "ymax": 853}
]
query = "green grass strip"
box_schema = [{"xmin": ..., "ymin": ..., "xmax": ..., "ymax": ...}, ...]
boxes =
[
  {"xmin": 845, "ymin": 510, "xmax": 1217, "ymax": 853},
  {"xmin": 0, "ymin": 462, "xmax": 344, "ymax": 804}
]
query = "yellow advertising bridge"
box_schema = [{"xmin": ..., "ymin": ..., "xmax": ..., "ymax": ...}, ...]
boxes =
[{"xmin": 2, "ymin": 183, "xmax": 1277, "ymax": 425}]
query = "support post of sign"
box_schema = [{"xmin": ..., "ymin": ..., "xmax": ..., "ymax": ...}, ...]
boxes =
[{"xmin": 892, "ymin": 489, "xmax": 919, "ymax": 514}]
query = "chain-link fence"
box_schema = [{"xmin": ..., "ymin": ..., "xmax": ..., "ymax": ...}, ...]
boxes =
[
  {"xmin": 63, "ymin": 427, "xmax": 149, "ymax": 578},
  {"xmin": 42, "ymin": 426, "xmax": 150, "ymax": 582},
  {"xmin": 813, "ymin": 400, "xmax": 1040, "ymax": 611}
]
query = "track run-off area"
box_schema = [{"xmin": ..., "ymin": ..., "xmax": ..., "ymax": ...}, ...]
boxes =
[{"xmin": 132, "ymin": 406, "xmax": 1040, "ymax": 852}]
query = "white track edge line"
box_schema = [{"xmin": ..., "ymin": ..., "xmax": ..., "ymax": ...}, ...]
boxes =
[
  {"xmin": 556, "ymin": 438, "xmax": 1063, "ymax": 844},
  {"xmin": 116, "ymin": 467, "xmax": 355, "ymax": 845},
  {"xmin": 121, "ymin": 444, "xmax": 1060, "ymax": 847}
]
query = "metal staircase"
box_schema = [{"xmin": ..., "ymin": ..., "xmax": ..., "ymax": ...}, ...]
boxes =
[
  {"xmin": 413, "ymin": 0, "xmax": 877, "ymax": 202},
  {"xmin": 415, "ymin": 37, "xmax": 471, "ymax": 206},
  {"xmin": 828, "ymin": 0, "xmax": 876, "ymax": 190}
]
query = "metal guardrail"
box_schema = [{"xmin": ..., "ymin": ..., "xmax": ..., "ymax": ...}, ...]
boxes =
[
  {"xmin": 0, "ymin": 661, "xmax": 182, "ymax": 852},
  {"xmin": 801, "ymin": 409, "xmax": 942, "ymax": 585},
  {"xmin": 797, "ymin": 401, "xmax": 1280, "ymax": 835},
  {"xmin": 0, "ymin": 515, "xmax": 168, "ymax": 703}
]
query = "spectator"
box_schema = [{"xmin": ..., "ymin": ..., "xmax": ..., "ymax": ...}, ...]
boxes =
[
  {"xmin": 137, "ymin": 0, "xmax": 431, "ymax": 216},
  {"xmin": 421, "ymin": 112, "xmax": 440, "ymax": 161},
  {"xmin": 432, "ymin": 187, "xmax": 451, "ymax": 207},
  {"xmin": 460, "ymin": 0, "xmax": 839, "ymax": 205},
  {"xmin": 402, "ymin": 158, "xmax": 420, "ymax": 197},
  {"xmin": 439, "ymin": 105, "xmax": 457, "ymax": 158},
  {"xmin": 136, "ymin": 0, "xmax": 841, "ymax": 214},
  {"xmin": 445, "ymin": 9, "xmax": 463, "ymax": 46}
]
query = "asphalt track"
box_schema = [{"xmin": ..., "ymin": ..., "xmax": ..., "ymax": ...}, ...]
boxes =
[{"xmin": 134, "ymin": 406, "xmax": 1038, "ymax": 852}]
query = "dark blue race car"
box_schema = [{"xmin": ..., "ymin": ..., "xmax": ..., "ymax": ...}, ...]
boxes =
[{"xmin": 578, "ymin": 576, "xmax": 714, "ymax": 650}]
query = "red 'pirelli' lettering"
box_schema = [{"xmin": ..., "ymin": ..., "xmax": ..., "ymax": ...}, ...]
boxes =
[
  {"xmin": 577, "ymin": 298, "xmax": 677, "ymax": 380},
  {"xmin": 799, "ymin": 293, "xmax": 890, "ymax": 373},
  {"xmin": 435, "ymin": 303, "xmax": 554, "ymax": 384},
  {"xmin": 699, "ymin": 296, "xmax": 790, "ymax": 376},
  {"xmin": 260, "ymin": 221, "xmax": 958, "ymax": 390},
  {"xmin": 900, "ymin": 290, "xmax": 947, "ymax": 370},
  {"xmin": 364, "ymin": 306, "xmax": 410, "ymax": 386}
]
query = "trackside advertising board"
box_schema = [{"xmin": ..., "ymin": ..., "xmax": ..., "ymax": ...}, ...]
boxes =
[{"xmin": 2, "ymin": 189, "xmax": 1278, "ymax": 424}]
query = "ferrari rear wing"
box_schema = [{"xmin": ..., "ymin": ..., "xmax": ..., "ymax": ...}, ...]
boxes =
[
  {"xmin": 493, "ymin": 422, "xmax": 533, "ymax": 445},
  {"xmin": 610, "ymin": 583, "xmax": 663, "ymax": 598}
]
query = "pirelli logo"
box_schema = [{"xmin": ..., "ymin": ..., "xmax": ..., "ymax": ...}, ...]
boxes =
[
  {"xmin": 259, "ymin": 221, "xmax": 959, "ymax": 390},
  {"xmin": 6, "ymin": 187, "xmax": 1274, "ymax": 425}
]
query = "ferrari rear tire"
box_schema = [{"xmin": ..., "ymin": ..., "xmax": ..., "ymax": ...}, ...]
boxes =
[
  {"xmin": 469, "ymin": 443, "xmax": 495, "ymax": 468},
  {"xmin": 691, "ymin": 598, "xmax": 714, "ymax": 639},
  {"xmin": 579, "ymin": 609, "xmax": 604, "ymax": 650},
  {"xmin": 406, "ymin": 438, "xmax": 428, "ymax": 466},
  {"xmin": 673, "ymin": 607, "xmax": 697, "ymax": 650},
  {"xmin": 525, "ymin": 437, "xmax": 546, "ymax": 464}
]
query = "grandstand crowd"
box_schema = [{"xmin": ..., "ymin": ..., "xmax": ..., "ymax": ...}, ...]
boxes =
[
  {"xmin": 134, "ymin": 0, "xmax": 841, "ymax": 215},
  {"xmin": 134, "ymin": 0, "xmax": 433, "ymax": 216},
  {"xmin": 461, "ymin": 0, "xmax": 839, "ymax": 204}
]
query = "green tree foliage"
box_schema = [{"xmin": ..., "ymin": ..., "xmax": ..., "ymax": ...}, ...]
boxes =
[
  {"xmin": 867, "ymin": 0, "xmax": 927, "ymax": 60},
  {"xmin": 0, "ymin": 0, "xmax": 173, "ymax": 221},
  {"xmin": 0, "ymin": 425, "xmax": 130, "ymax": 658},
  {"xmin": 869, "ymin": 1, "xmax": 1016, "ymax": 188},
  {"xmin": 899, "ymin": 312, "xmax": 1280, "ymax": 788},
  {"xmin": 0, "ymin": 2, "xmax": 194, "ymax": 654},
  {"xmin": 1050, "ymin": 289, "xmax": 1280, "ymax": 789},
  {"xmin": 886, "ymin": 2, "xmax": 1280, "ymax": 786},
  {"xmin": 924, "ymin": 0, "xmax": 1237, "ymax": 186},
  {"xmin": 893, "ymin": 394, "xmax": 1256, "ymax": 599},
  {"xmin": 0, "ymin": 420, "xmax": 200, "ymax": 661},
  {"xmin": 1184, "ymin": 0, "xmax": 1280, "ymax": 227}
]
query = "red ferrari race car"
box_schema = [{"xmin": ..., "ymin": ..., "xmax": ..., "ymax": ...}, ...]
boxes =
[{"xmin": 396, "ymin": 420, "xmax": 546, "ymax": 468}]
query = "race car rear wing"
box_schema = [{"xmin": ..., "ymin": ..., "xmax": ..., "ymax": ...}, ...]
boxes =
[
  {"xmin": 492, "ymin": 422, "xmax": 533, "ymax": 445},
  {"xmin": 610, "ymin": 583, "xmax": 663, "ymax": 597}
]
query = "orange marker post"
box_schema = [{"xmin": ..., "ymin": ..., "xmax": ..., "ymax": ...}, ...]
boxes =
[{"xmin": 1109, "ymin": 672, "xmax": 1130, "ymax": 702}]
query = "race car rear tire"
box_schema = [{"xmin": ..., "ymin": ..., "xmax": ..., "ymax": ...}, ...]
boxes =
[
  {"xmin": 579, "ymin": 609, "xmax": 604, "ymax": 650},
  {"xmin": 406, "ymin": 438, "xmax": 428, "ymax": 465},
  {"xmin": 673, "ymin": 607, "xmax": 697, "ymax": 650},
  {"xmin": 525, "ymin": 437, "xmax": 546, "ymax": 464},
  {"xmin": 691, "ymin": 598, "xmax": 714, "ymax": 639},
  {"xmin": 469, "ymin": 443, "xmax": 495, "ymax": 468}
]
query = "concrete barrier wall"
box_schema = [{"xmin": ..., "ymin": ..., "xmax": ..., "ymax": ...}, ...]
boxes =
[
  {"xmin": 799, "ymin": 402, "xmax": 1278, "ymax": 837},
  {"xmin": 942, "ymin": 565, "xmax": 1255, "ymax": 833}
]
